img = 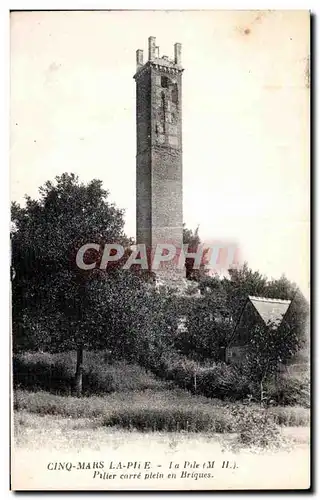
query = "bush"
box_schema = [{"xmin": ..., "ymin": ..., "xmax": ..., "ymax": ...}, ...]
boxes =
[
  {"xmin": 195, "ymin": 364, "xmax": 252, "ymax": 400},
  {"xmin": 266, "ymin": 372, "xmax": 310, "ymax": 408},
  {"xmin": 13, "ymin": 351, "xmax": 167, "ymax": 395},
  {"xmin": 160, "ymin": 354, "xmax": 198, "ymax": 389},
  {"xmin": 152, "ymin": 351, "xmax": 309, "ymax": 408},
  {"xmin": 158, "ymin": 353, "xmax": 252, "ymax": 400},
  {"xmin": 269, "ymin": 406, "xmax": 310, "ymax": 426},
  {"xmin": 104, "ymin": 407, "xmax": 233, "ymax": 433},
  {"xmin": 231, "ymin": 405, "xmax": 282, "ymax": 450},
  {"xmin": 12, "ymin": 352, "xmax": 75, "ymax": 395}
]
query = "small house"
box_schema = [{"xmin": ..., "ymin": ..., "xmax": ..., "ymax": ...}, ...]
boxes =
[{"xmin": 226, "ymin": 296, "xmax": 292, "ymax": 366}]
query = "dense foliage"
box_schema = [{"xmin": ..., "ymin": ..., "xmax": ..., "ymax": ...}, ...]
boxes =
[{"xmin": 11, "ymin": 174, "xmax": 309, "ymax": 399}]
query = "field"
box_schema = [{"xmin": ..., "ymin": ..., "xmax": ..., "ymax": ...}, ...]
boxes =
[
  {"xmin": 14, "ymin": 409, "xmax": 310, "ymax": 450},
  {"xmin": 13, "ymin": 391, "xmax": 310, "ymax": 490},
  {"xmin": 12, "ymin": 351, "xmax": 310, "ymax": 490},
  {"xmin": 13, "ymin": 351, "xmax": 310, "ymax": 450},
  {"xmin": 14, "ymin": 387, "xmax": 310, "ymax": 434}
]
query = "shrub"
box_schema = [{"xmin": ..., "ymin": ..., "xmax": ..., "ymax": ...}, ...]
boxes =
[
  {"xmin": 231, "ymin": 405, "xmax": 282, "ymax": 450},
  {"xmin": 156, "ymin": 351, "xmax": 309, "ymax": 407},
  {"xmin": 160, "ymin": 354, "xmax": 198, "ymax": 389},
  {"xmin": 12, "ymin": 352, "xmax": 75, "ymax": 395},
  {"xmin": 228, "ymin": 404, "xmax": 310, "ymax": 451},
  {"xmin": 158, "ymin": 353, "xmax": 252, "ymax": 400},
  {"xmin": 269, "ymin": 406, "xmax": 310, "ymax": 427},
  {"xmin": 12, "ymin": 351, "xmax": 167, "ymax": 395},
  {"xmin": 266, "ymin": 372, "xmax": 310, "ymax": 408},
  {"xmin": 195, "ymin": 363, "xmax": 252, "ymax": 400},
  {"xmin": 103, "ymin": 407, "xmax": 233, "ymax": 433}
]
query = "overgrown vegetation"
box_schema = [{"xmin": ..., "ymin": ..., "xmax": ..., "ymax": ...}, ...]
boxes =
[
  {"xmin": 13, "ymin": 350, "xmax": 310, "ymax": 409},
  {"xmin": 14, "ymin": 389, "xmax": 310, "ymax": 433},
  {"xmin": 11, "ymin": 174, "xmax": 309, "ymax": 398},
  {"xmin": 13, "ymin": 351, "xmax": 169, "ymax": 395},
  {"xmin": 11, "ymin": 174, "xmax": 310, "ymax": 450}
]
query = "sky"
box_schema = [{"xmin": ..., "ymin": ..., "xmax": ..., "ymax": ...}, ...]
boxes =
[{"xmin": 10, "ymin": 10, "xmax": 310, "ymax": 295}]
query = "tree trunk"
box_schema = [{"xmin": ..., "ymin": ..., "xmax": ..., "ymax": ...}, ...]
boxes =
[
  {"xmin": 260, "ymin": 379, "xmax": 264, "ymax": 406},
  {"xmin": 74, "ymin": 346, "xmax": 84, "ymax": 397}
]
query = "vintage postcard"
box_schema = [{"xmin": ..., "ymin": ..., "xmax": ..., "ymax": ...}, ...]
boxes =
[{"xmin": 10, "ymin": 10, "xmax": 310, "ymax": 491}]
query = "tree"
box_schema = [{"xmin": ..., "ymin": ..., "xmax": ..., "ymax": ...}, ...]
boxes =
[
  {"xmin": 176, "ymin": 277, "xmax": 233, "ymax": 361},
  {"xmin": 267, "ymin": 278, "xmax": 309, "ymax": 352},
  {"xmin": 135, "ymin": 287, "xmax": 182, "ymax": 371},
  {"xmin": 223, "ymin": 265, "xmax": 309, "ymax": 350},
  {"xmin": 242, "ymin": 316, "xmax": 302, "ymax": 403},
  {"xmin": 11, "ymin": 173, "xmax": 135, "ymax": 396},
  {"xmin": 179, "ymin": 262, "xmax": 309, "ymax": 369},
  {"xmin": 223, "ymin": 265, "xmax": 309, "ymax": 389},
  {"xmin": 223, "ymin": 263, "xmax": 268, "ymax": 321},
  {"xmin": 266, "ymin": 274, "xmax": 297, "ymax": 300},
  {"xmin": 182, "ymin": 224, "xmax": 209, "ymax": 281}
]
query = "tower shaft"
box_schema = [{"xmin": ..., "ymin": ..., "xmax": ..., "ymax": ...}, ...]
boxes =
[{"xmin": 134, "ymin": 37, "xmax": 184, "ymax": 281}]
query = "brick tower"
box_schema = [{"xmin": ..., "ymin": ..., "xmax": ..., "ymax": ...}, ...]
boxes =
[{"xmin": 134, "ymin": 36, "xmax": 185, "ymax": 284}]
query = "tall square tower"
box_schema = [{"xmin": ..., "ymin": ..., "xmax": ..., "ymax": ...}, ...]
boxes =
[{"xmin": 134, "ymin": 36, "xmax": 184, "ymax": 279}]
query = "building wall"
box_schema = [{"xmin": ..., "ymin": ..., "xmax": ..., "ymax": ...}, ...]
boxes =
[
  {"xmin": 232, "ymin": 303, "xmax": 261, "ymax": 346},
  {"xmin": 226, "ymin": 303, "xmax": 265, "ymax": 366},
  {"xmin": 151, "ymin": 146, "xmax": 183, "ymax": 247}
]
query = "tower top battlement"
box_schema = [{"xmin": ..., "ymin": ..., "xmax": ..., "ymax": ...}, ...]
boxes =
[{"xmin": 135, "ymin": 36, "xmax": 183, "ymax": 75}]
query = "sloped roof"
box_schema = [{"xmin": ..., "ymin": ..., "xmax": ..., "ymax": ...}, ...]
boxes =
[{"xmin": 248, "ymin": 296, "xmax": 291, "ymax": 327}]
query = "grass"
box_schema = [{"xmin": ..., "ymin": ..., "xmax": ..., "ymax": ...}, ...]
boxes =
[
  {"xmin": 14, "ymin": 410, "xmax": 310, "ymax": 453},
  {"xmin": 13, "ymin": 351, "xmax": 310, "ymax": 410},
  {"xmin": 13, "ymin": 351, "xmax": 168, "ymax": 395},
  {"xmin": 269, "ymin": 406, "xmax": 311, "ymax": 427},
  {"xmin": 14, "ymin": 388, "xmax": 310, "ymax": 433},
  {"xmin": 12, "ymin": 351, "xmax": 310, "ymax": 444}
]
